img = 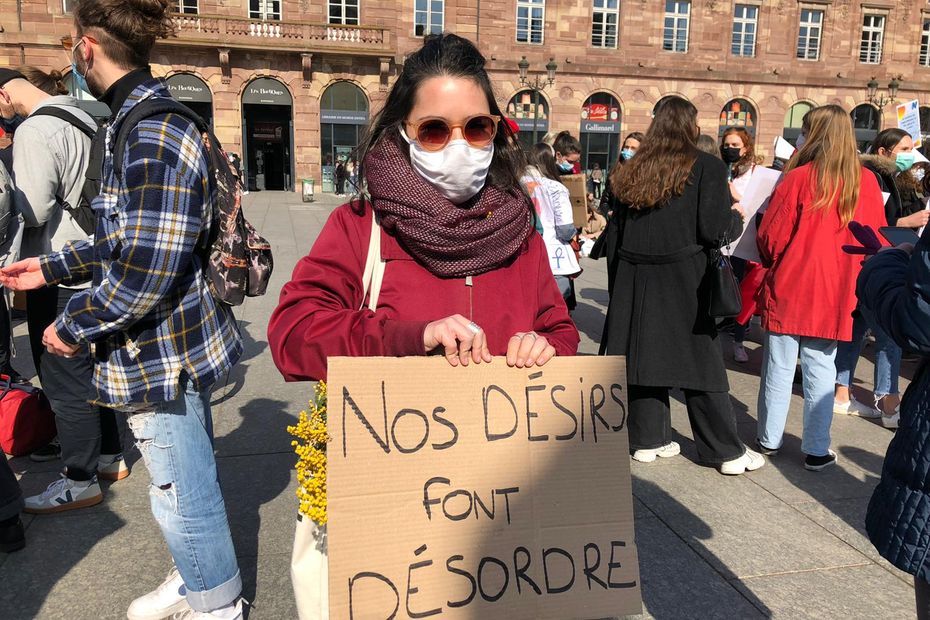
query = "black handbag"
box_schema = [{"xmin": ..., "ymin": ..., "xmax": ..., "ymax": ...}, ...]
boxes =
[{"xmin": 708, "ymin": 240, "xmax": 742, "ymax": 318}]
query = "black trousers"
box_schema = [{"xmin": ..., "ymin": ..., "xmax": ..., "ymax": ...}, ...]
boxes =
[
  {"xmin": 0, "ymin": 294, "xmax": 12, "ymax": 371},
  {"xmin": 26, "ymin": 286, "xmax": 121, "ymax": 481},
  {"xmin": 0, "ymin": 450, "xmax": 22, "ymax": 521},
  {"xmin": 917, "ymin": 577, "xmax": 930, "ymax": 620},
  {"xmin": 627, "ymin": 384, "xmax": 744, "ymax": 463}
]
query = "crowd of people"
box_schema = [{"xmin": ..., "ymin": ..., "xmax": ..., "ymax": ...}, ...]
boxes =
[{"xmin": 3, "ymin": 5, "xmax": 930, "ymax": 617}]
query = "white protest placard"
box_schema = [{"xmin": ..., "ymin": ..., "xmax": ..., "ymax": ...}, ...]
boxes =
[
  {"xmin": 327, "ymin": 356, "xmax": 641, "ymax": 620},
  {"xmin": 897, "ymin": 99, "xmax": 922, "ymax": 149},
  {"xmin": 728, "ymin": 166, "xmax": 783, "ymax": 262},
  {"xmin": 773, "ymin": 136, "xmax": 796, "ymax": 161}
]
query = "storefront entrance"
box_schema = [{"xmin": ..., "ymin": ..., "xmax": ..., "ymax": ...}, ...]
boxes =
[
  {"xmin": 241, "ymin": 78, "xmax": 294, "ymax": 191},
  {"xmin": 320, "ymin": 81, "xmax": 369, "ymax": 193}
]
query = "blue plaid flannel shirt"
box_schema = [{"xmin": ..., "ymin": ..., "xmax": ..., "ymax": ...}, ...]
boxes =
[{"xmin": 40, "ymin": 79, "xmax": 242, "ymax": 408}]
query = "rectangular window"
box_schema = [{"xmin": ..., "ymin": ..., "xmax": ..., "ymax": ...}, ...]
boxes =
[
  {"xmin": 921, "ymin": 19, "xmax": 930, "ymax": 67},
  {"xmin": 796, "ymin": 8, "xmax": 823, "ymax": 60},
  {"xmin": 329, "ymin": 0, "xmax": 360, "ymax": 25},
  {"xmin": 176, "ymin": 0, "xmax": 198, "ymax": 14},
  {"xmin": 62, "ymin": 0, "xmax": 75, "ymax": 12},
  {"xmin": 860, "ymin": 13, "xmax": 885, "ymax": 64},
  {"xmin": 662, "ymin": 1, "xmax": 690, "ymax": 53},
  {"xmin": 415, "ymin": 0, "xmax": 443, "ymax": 37},
  {"xmin": 249, "ymin": 0, "xmax": 281, "ymax": 20},
  {"xmin": 516, "ymin": 0, "xmax": 545, "ymax": 44},
  {"xmin": 731, "ymin": 4, "xmax": 758, "ymax": 57},
  {"xmin": 591, "ymin": 0, "xmax": 619, "ymax": 49}
]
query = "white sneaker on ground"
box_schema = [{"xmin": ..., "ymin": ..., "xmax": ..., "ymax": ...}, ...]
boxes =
[
  {"xmin": 97, "ymin": 453, "xmax": 130, "ymax": 482},
  {"xmin": 882, "ymin": 408, "xmax": 900, "ymax": 429},
  {"xmin": 171, "ymin": 599, "xmax": 243, "ymax": 619},
  {"xmin": 719, "ymin": 448, "xmax": 765, "ymax": 475},
  {"xmin": 127, "ymin": 566, "xmax": 190, "ymax": 620},
  {"xmin": 732, "ymin": 343, "xmax": 749, "ymax": 363},
  {"xmin": 23, "ymin": 474, "xmax": 102, "ymax": 514},
  {"xmin": 632, "ymin": 441, "xmax": 681, "ymax": 463},
  {"xmin": 833, "ymin": 397, "xmax": 881, "ymax": 419}
]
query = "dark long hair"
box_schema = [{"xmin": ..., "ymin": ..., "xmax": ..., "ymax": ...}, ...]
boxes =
[
  {"xmin": 529, "ymin": 143, "xmax": 561, "ymax": 181},
  {"xmin": 354, "ymin": 34, "xmax": 527, "ymax": 199},
  {"xmin": 870, "ymin": 128, "xmax": 910, "ymax": 156},
  {"xmin": 610, "ymin": 97, "xmax": 698, "ymax": 209}
]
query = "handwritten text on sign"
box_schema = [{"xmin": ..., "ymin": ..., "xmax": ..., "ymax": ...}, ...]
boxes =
[{"xmin": 326, "ymin": 357, "xmax": 642, "ymax": 619}]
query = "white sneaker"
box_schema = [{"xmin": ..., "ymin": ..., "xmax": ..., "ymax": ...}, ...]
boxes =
[
  {"xmin": 171, "ymin": 600, "xmax": 243, "ymax": 619},
  {"xmin": 733, "ymin": 343, "xmax": 749, "ymax": 363},
  {"xmin": 632, "ymin": 441, "xmax": 681, "ymax": 463},
  {"xmin": 97, "ymin": 453, "xmax": 130, "ymax": 482},
  {"xmin": 127, "ymin": 566, "xmax": 190, "ymax": 620},
  {"xmin": 23, "ymin": 474, "xmax": 103, "ymax": 514},
  {"xmin": 833, "ymin": 397, "xmax": 882, "ymax": 419},
  {"xmin": 719, "ymin": 448, "xmax": 765, "ymax": 475},
  {"xmin": 882, "ymin": 408, "xmax": 900, "ymax": 429}
]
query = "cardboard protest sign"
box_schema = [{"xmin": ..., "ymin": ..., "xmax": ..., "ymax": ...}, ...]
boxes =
[
  {"xmin": 730, "ymin": 166, "xmax": 782, "ymax": 263},
  {"xmin": 897, "ymin": 100, "xmax": 922, "ymax": 149},
  {"xmin": 327, "ymin": 357, "xmax": 641, "ymax": 619},
  {"xmin": 561, "ymin": 174, "xmax": 589, "ymax": 228}
]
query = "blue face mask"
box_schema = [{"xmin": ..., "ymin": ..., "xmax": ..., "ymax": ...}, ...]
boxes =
[
  {"xmin": 71, "ymin": 61, "xmax": 91, "ymax": 97},
  {"xmin": 558, "ymin": 161, "xmax": 574, "ymax": 173},
  {"xmin": 0, "ymin": 115, "xmax": 23, "ymax": 136},
  {"xmin": 620, "ymin": 148, "xmax": 635, "ymax": 161},
  {"xmin": 896, "ymin": 152, "xmax": 916, "ymax": 173}
]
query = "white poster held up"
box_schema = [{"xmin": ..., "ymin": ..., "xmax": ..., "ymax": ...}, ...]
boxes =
[
  {"xmin": 897, "ymin": 100, "xmax": 922, "ymax": 149},
  {"xmin": 727, "ymin": 166, "xmax": 783, "ymax": 262}
]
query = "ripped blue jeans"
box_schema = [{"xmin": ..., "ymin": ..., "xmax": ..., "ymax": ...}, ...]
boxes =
[{"xmin": 126, "ymin": 383, "xmax": 241, "ymax": 612}]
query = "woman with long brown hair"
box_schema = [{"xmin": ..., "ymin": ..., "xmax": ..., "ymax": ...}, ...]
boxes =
[
  {"xmin": 602, "ymin": 97, "xmax": 762, "ymax": 475},
  {"xmin": 756, "ymin": 104, "xmax": 887, "ymax": 471}
]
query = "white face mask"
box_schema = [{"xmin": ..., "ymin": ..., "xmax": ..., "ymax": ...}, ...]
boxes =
[{"xmin": 401, "ymin": 127, "xmax": 494, "ymax": 204}]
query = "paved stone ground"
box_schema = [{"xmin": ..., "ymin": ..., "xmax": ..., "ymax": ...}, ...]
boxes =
[{"xmin": 0, "ymin": 190, "xmax": 917, "ymax": 619}]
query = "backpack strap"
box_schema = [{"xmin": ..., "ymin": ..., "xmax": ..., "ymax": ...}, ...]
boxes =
[
  {"xmin": 112, "ymin": 97, "xmax": 209, "ymax": 178},
  {"xmin": 29, "ymin": 106, "xmax": 97, "ymax": 139},
  {"xmin": 360, "ymin": 209, "xmax": 385, "ymax": 312}
]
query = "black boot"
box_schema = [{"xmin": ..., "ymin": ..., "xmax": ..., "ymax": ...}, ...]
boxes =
[{"xmin": 0, "ymin": 515, "xmax": 25, "ymax": 552}]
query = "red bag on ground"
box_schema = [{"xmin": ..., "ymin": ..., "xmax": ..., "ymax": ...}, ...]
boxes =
[
  {"xmin": 0, "ymin": 376, "xmax": 56, "ymax": 457},
  {"xmin": 736, "ymin": 261, "xmax": 767, "ymax": 326}
]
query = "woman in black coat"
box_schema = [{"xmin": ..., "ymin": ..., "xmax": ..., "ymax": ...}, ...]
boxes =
[
  {"xmin": 859, "ymin": 231, "xmax": 930, "ymax": 619},
  {"xmin": 602, "ymin": 98, "xmax": 763, "ymax": 475}
]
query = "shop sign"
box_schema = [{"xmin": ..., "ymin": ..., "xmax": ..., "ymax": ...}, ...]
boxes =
[
  {"xmin": 242, "ymin": 79, "xmax": 293, "ymax": 106},
  {"xmin": 252, "ymin": 122, "xmax": 283, "ymax": 142},
  {"xmin": 320, "ymin": 110, "xmax": 369, "ymax": 125},
  {"xmin": 580, "ymin": 121, "xmax": 620, "ymax": 134},
  {"xmin": 512, "ymin": 118, "xmax": 549, "ymax": 132},
  {"xmin": 166, "ymin": 74, "xmax": 212, "ymax": 103}
]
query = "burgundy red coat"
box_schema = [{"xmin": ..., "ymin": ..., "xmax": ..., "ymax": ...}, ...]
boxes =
[
  {"xmin": 268, "ymin": 203, "xmax": 580, "ymax": 381},
  {"xmin": 757, "ymin": 163, "xmax": 888, "ymax": 341}
]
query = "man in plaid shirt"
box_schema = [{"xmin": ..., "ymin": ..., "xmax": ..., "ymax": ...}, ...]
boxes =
[{"xmin": 1, "ymin": 1, "xmax": 245, "ymax": 618}]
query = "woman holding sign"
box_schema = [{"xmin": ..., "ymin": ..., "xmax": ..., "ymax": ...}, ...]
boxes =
[
  {"xmin": 268, "ymin": 34, "xmax": 579, "ymax": 382},
  {"xmin": 602, "ymin": 97, "xmax": 762, "ymax": 475}
]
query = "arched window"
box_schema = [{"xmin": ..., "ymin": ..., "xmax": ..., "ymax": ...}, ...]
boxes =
[
  {"xmin": 580, "ymin": 92, "xmax": 622, "ymax": 172},
  {"xmin": 506, "ymin": 89, "xmax": 550, "ymax": 149},
  {"xmin": 652, "ymin": 95, "xmax": 689, "ymax": 117},
  {"xmin": 320, "ymin": 81, "xmax": 369, "ymax": 193},
  {"xmin": 241, "ymin": 77, "xmax": 294, "ymax": 191},
  {"xmin": 851, "ymin": 104, "xmax": 881, "ymax": 152},
  {"xmin": 783, "ymin": 101, "xmax": 813, "ymax": 145},
  {"xmin": 719, "ymin": 98, "xmax": 757, "ymax": 138}
]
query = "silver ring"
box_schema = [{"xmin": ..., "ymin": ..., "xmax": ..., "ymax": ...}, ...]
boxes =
[
  {"xmin": 527, "ymin": 332, "xmax": 538, "ymax": 340},
  {"xmin": 467, "ymin": 321, "xmax": 481, "ymax": 335}
]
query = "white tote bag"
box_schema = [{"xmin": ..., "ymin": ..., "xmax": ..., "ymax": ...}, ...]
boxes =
[{"xmin": 290, "ymin": 212, "xmax": 384, "ymax": 619}]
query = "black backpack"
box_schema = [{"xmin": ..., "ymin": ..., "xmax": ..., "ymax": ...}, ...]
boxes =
[
  {"xmin": 111, "ymin": 98, "xmax": 273, "ymax": 306},
  {"xmin": 28, "ymin": 106, "xmax": 102, "ymax": 236}
]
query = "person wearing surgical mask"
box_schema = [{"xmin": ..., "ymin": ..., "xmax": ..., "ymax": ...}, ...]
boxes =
[
  {"xmin": 268, "ymin": 34, "xmax": 580, "ymax": 383},
  {"xmin": 553, "ymin": 131, "xmax": 582, "ymax": 175},
  {"xmin": 863, "ymin": 128, "xmax": 928, "ymax": 230}
]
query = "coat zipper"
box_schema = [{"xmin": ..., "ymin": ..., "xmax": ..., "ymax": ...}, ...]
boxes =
[{"xmin": 465, "ymin": 275, "xmax": 474, "ymax": 320}]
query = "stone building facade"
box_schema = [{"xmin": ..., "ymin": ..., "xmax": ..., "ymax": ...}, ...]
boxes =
[{"xmin": 2, "ymin": 0, "xmax": 930, "ymax": 190}]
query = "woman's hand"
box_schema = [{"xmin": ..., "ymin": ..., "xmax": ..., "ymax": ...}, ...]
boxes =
[
  {"xmin": 0, "ymin": 258, "xmax": 47, "ymax": 291},
  {"xmin": 423, "ymin": 314, "xmax": 492, "ymax": 367},
  {"xmin": 732, "ymin": 202, "xmax": 746, "ymax": 220},
  {"xmin": 506, "ymin": 332, "xmax": 556, "ymax": 368},
  {"xmin": 896, "ymin": 211, "xmax": 930, "ymax": 229}
]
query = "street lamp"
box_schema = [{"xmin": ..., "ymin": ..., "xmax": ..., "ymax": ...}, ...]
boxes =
[
  {"xmin": 868, "ymin": 75, "xmax": 903, "ymax": 108},
  {"xmin": 518, "ymin": 56, "xmax": 557, "ymax": 145}
]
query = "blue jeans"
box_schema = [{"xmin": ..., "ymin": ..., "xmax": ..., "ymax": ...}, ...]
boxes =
[
  {"xmin": 757, "ymin": 332, "xmax": 837, "ymax": 456},
  {"xmin": 126, "ymin": 384, "xmax": 240, "ymax": 612},
  {"xmin": 835, "ymin": 307, "xmax": 901, "ymax": 399}
]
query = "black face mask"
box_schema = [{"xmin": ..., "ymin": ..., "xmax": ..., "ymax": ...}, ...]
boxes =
[{"xmin": 721, "ymin": 146, "xmax": 742, "ymax": 164}]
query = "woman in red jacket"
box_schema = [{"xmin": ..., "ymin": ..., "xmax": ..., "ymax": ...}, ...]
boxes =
[
  {"xmin": 267, "ymin": 34, "xmax": 579, "ymax": 382},
  {"xmin": 756, "ymin": 105, "xmax": 887, "ymax": 471}
]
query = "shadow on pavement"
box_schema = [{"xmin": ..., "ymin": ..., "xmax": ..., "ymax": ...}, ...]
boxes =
[{"xmin": 213, "ymin": 321, "xmax": 269, "ymax": 406}]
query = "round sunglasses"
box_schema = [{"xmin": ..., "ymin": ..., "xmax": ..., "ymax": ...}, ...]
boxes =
[{"xmin": 405, "ymin": 114, "xmax": 501, "ymax": 152}]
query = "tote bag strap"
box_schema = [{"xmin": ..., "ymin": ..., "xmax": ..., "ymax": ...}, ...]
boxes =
[{"xmin": 360, "ymin": 210, "xmax": 386, "ymax": 312}]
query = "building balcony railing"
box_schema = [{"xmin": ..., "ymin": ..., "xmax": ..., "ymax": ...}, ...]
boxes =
[{"xmin": 166, "ymin": 13, "xmax": 392, "ymax": 55}]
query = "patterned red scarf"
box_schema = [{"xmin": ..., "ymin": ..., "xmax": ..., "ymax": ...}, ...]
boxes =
[{"xmin": 364, "ymin": 137, "xmax": 533, "ymax": 278}]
